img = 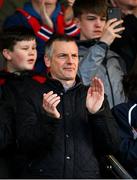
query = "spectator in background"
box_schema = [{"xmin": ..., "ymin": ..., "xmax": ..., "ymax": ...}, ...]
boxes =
[
  {"xmin": 109, "ymin": 0, "xmax": 137, "ymax": 15},
  {"xmin": 14, "ymin": 35, "xmax": 120, "ymax": 178},
  {"xmin": 3, "ymin": 0, "xmax": 79, "ymax": 73},
  {"xmin": 109, "ymin": 0, "xmax": 137, "ymax": 72},
  {"xmin": 112, "ymin": 56, "xmax": 137, "ymax": 178},
  {"xmin": 73, "ymin": 0, "xmax": 126, "ymax": 108}
]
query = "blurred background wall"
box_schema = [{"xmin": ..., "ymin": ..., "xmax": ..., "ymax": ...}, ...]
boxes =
[
  {"xmin": 0, "ymin": 0, "xmax": 29, "ymax": 28},
  {"xmin": 0, "ymin": 0, "xmax": 66, "ymax": 28}
]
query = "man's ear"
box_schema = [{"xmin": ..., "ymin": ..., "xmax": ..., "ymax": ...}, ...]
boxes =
[
  {"xmin": 44, "ymin": 55, "xmax": 51, "ymax": 68},
  {"xmin": 2, "ymin": 49, "xmax": 12, "ymax": 61}
]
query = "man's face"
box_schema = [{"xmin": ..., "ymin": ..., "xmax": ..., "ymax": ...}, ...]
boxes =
[
  {"xmin": 116, "ymin": 0, "xmax": 137, "ymax": 7},
  {"xmin": 45, "ymin": 41, "xmax": 79, "ymax": 82},
  {"xmin": 77, "ymin": 13, "xmax": 106, "ymax": 40},
  {"xmin": 4, "ymin": 40, "xmax": 37, "ymax": 72},
  {"xmin": 114, "ymin": 0, "xmax": 137, "ymax": 14}
]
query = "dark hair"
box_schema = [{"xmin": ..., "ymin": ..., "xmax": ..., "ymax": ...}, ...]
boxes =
[
  {"xmin": 45, "ymin": 34, "xmax": 77, "ymax": 58},
  {"xmin": 0, "ymin": 26, "xmax": 36, "ymax": 51},
  {"xmin": 123, "ymin": 57, "xmax": 137, "ymax": 100},
  {"xmin": 73, "ymin": 0, "xmax": 108, "ymax": 18}
]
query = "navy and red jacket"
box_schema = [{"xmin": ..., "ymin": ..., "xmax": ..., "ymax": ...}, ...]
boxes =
[{"xmin": 3, "ymin": 2, "xmax": 80, "ymax": 72}]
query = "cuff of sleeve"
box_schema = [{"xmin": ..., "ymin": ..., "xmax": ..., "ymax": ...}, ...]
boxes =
[
  {"xmin": 42, "ymin": 110, "xmax": 62, "ymax": 125},
  {"xmin": 64, "ymin": 20, "xmax": 74, "ymax": 27},
  {"xmin": 96, "ymin": 41, "xmax": 109, "ymax": 51},
  {"xmin": 64, "ymin": 21, "xmax": 80, "ymax": 36},
  {"xmin": 87, "ymin": 104, "xmax": 105, "ymax": 115},
  {"xmin": 37, "ymin": 25, "xmax": 54, "ymax": 41}
]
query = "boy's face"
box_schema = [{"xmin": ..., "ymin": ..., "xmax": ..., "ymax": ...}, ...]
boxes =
[
  {"xmin": 77, "ymin": 13, "xmax": 106, "ymax": 40},
  {"xmin": 3, "ymin": 39, "xmax": 37, "ymax": 72}
]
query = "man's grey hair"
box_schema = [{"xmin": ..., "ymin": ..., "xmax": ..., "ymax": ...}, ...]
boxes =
[{"xmin": 45, "ymin": 34, "xmax": 76, "ymax": 59}]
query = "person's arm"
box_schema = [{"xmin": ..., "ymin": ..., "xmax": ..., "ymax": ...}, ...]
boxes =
[
  {"xmin": 78, "ymin": 41, "xmax": 109, "ymax": 85},
  {"xmin": 62, "ymin": 0, "xmax": 80, "ymax": 37},
  {"xmin": 3, "ymin": 11, "xmax": 54, "ymax": 42},
  {"xmin": 86, "ymin": 77, "xmax": 121, "ymax": 154},
  {"xmin": 39, "ymin": 0, "xmax": 53, "ymax": 29},
  {"xmin": 63, "ymin": 0, "xmax": 75, "ymax": 23},
  {"xmin": 64, "ymin": 19, "xmax": 80, "ymax": 37},
  {"xmin": 89, "ymin": 96, "xmax": 121, "ymax": 155}
]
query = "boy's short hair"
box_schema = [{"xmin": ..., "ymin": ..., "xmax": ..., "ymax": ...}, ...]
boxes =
[
  {"xmin": 73, "ymin": 0, "xmax": 108, "ymax": 18},
  {"xmin": 0, "ymin": 26, "xmax": 36, "ymax": 51}
]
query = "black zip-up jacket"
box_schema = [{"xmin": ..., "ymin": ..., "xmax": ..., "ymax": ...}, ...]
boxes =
[
  {"xmin": 15, "ymin": 76, "xmax": 120, "ymax": 179},
  {"xmin": 0, "ymin": 70, "xmax": 47, "ymax": 178},
  {"xmin": 0, "ymin": 71, "xmax": 35, "ymax": 152}
]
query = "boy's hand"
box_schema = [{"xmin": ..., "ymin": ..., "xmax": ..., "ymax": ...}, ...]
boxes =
[{"xmin": 100, "ymin": 18, "xmax": 125, "ymax": 45}]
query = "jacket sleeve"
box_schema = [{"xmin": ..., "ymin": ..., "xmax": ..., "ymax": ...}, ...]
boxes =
[
  {"xmin": 64, "ymin": 20, "xmax": 80, "ymax": 37},
  {"xmin": 112, "ymin": 106, "xmax": 137, "ymax": 168},
  {"xmin": 0, "ymin": 100, "xmax": 15, "ymax": 154},
  {"xmin": 88, "ymin": 95, "xmax": 121, "ymax": 155},
  {"xmin": 78, "ymin": 42, "xmax": 108, "ymax": 85},
  {"xmin": 16, "ymin": 93, "xmax": 60, "ymax": 156}
]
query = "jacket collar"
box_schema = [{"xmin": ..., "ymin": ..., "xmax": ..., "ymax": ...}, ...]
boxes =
[
  {"xmin": 0, "ymin": 70, "xmax": 44, "ymax": 79},
  {"xmin": 46, "ymin": 74, "xmax": 83, "ymax": 92},
  {"xmin": 24, "ymin": 2, "xmax": 41, "ymax": 20}
]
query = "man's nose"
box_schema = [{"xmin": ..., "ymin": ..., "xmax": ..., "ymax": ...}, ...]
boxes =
[{"xmin": 67, "ymin": 55, "xmax": 73, "ymax": 63}]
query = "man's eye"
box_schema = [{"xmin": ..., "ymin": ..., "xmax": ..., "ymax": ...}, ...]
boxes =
[
  {"xmin": 58, "ymin": 54, "xmax": 67, "ymax": 58},
  {"xmin": 72, "ymin": 55, "xmax": 78, "ymax": 58}
]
